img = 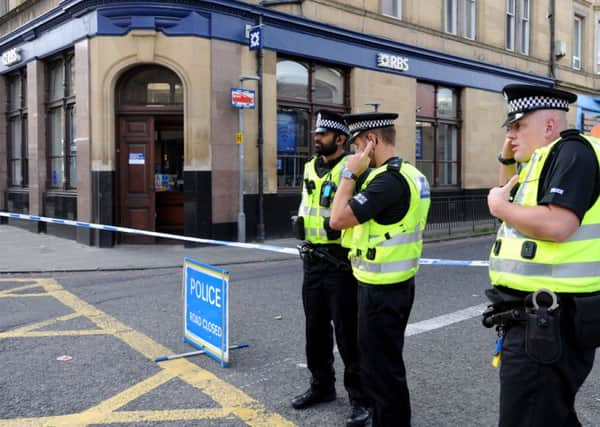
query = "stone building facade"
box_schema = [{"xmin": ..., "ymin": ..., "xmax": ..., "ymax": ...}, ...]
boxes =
[{"xmin": 0, "ymin": 0, "xmax": 597, "ymax": 244}]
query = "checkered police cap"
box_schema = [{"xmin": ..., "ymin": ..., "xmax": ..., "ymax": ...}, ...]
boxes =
[
  {"xmin": 313, "ymin": 110, "xmax": 350, "ymax": 136},
  {"xmin": 344, "ymin": 112, "xmax": 399, "ymax": 141},
  {"xmin": 502, "ymin": 84, "xmax": 577, "ymax": 127}
]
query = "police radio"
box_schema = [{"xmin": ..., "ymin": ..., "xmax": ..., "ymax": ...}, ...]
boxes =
[{"xmin": 320, "ymin": 181, "xmax": 337, "ymax": 208}]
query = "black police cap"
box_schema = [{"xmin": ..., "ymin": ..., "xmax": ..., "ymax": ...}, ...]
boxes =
[
  {"xmin": 312, "ymin": 110, "xmax": 350, "ymax": 136},
  {"xmin": 502, "ymin": 84, "xmax": 577, "ymax": 127},
  {"xmin": 344, "ymin": 112, "xmax": 398, "ymax": 141}
]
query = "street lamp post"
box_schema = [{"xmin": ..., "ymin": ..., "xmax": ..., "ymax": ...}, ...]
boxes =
[
  {"xmin": 365, "ymin": 101, "xmax": 381, "ymax": 112},
  {"xmin": 238, "ymin": 75, "xmax": 260, "ymax": 243}
]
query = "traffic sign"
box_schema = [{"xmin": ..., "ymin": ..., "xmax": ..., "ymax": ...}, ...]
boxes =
[
  {"xmin": 183, "ymin": 258, "xmax": 230, "ymax": 367},
  {"xmin": 231, "ymin": 88, "xmax": 256, "ymax": 109}
]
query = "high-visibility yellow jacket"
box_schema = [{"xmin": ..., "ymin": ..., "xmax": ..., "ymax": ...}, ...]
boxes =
[
  {"xmin": 298, "ymin": 155, "xmax": 347, "ymax": 245},
  {"xmin": 349, "ymin": 159, "xmax": 431, "ymax": 284},
  {"xmin": 489, "ymin": 133, "xmax": 600, "ymax": 293}
]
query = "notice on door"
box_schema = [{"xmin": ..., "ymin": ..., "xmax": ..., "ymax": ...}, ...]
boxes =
[{"xmin": 129, "ymin": 152, "xmax": 145, "ymax": 165}]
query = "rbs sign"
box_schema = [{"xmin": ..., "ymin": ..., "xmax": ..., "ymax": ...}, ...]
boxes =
[{"xmin": 376, "ymin": 53, "xmax": 409, "ymax": 72}]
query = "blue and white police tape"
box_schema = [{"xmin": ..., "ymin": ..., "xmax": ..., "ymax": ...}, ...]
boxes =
[
  {"xmin": 419, "ymin": 258, "xmax": 489, "ymax": 267},
  {"xmin": 0, "ymin": 211, "xmax": 297, "ymax": 255},
  {"xmin": 0, "ymin": 211, "xmax": 489, "ymax": 267}
]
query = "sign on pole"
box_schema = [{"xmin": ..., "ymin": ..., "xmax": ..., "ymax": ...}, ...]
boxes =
[
  {"xmin": 231, "ymin": 88, "xmax": 256, "ymax": 109},
  {"xmin": 249, "ymin": 27, "xmax": 262, "ymax": 51},
  {"xmin": 183, "ymin": 257, "xmax": 230, "ymax": 367}
]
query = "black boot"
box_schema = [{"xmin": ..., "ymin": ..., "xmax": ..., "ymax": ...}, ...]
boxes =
[
  {"xmin": 346, "ymin": 404, "xmax": 370, "ymax": 427},
  {"xmin": 291, "ymin": 388, "xmax": 336, "ymax": 409}
]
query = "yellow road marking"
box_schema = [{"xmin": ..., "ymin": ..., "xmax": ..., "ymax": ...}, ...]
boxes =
[
  {"xmin": 0, "ymin": 329, "xmax": 117, "ymax": 338},
  {"xmin": 4, "ymin": 312, "xmax": 81, "ymax": 334},
  {"xmin": 0, "ymin": 293, "xmax": 50, "ymax": 298},
  {"xmin": 0, "ymin": 283, "xmax": 43, "ymax": 296},
  {"xmin": 0, "ymin": 278, "xmax": 296, "ymax": 427},
  {"xmin": 0, "ymin": 408, "xmax": 232, "ymax": 427}
]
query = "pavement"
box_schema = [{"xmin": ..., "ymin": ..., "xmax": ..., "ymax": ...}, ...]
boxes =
[{"xmin": 0, "ymin": 224, "xmax": 299, "ymax": 273}]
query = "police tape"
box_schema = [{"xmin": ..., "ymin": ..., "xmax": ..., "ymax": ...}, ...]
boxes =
[
  {"xmin": 0, "ymin": 211, "xmax": 298, "ymax": 255},
  {"xmin": 419, "ymin": 258, "xmax": 489, "ymax": 267},
  {"xmin": 0, "ymin": 211, "xmax": 490, "ymax": 267}
]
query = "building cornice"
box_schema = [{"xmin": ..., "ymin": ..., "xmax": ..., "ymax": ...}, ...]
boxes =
[{"xmin": 0, "ymin": 0, "xmax": 553, "ymax": 90}]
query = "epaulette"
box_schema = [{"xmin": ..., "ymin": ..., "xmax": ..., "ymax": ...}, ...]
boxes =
[{"xmin": 386, "ymin": 158, "xmax": 403, "ymax": 172}]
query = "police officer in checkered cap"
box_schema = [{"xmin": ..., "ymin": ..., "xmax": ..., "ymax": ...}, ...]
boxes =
[
  {"xmin": 292, "ymin": 109, "xmax": 370, "ymax": 427},
  {"xmin": 486, "ymin": 84, "xmax": 600, "ymax": 427},
  {"xmin": 329, "ymin": 111, "xmax": 431, "ymax": 427}
]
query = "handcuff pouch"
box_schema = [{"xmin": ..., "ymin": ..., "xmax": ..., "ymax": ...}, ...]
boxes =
[
  {"xmin": 525, "ymin": 306, "xmax": 562, "ymax": 364},
  {"xmin": 291, "ymin": 216, "xmax": 305, "ymax": 240}
]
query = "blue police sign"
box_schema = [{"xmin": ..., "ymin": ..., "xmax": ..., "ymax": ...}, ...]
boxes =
[
  {"xmin": 249, "ymin": 27, "xmax": 262, "ymax": 51},
  {"xmin": 183, "ymin": 258, "xmax": 230, "ymax": 366}
]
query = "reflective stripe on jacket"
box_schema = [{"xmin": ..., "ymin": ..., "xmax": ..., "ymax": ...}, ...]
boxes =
[
  {"xmin": 298, "ymin": 155, "xmax": 347, "ymax": 245},
  {"xmin": 489, "ymin": 133, "xmax": 600, "ymax": 293},
  {"xmin": 350, "ymin": 160, "xmax": 431, "ymax": 285}
]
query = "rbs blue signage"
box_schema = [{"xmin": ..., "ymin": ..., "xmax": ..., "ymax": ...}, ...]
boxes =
[{"xmin": 183, "ymin": 258, "xmax": 230, "ymax": 366}]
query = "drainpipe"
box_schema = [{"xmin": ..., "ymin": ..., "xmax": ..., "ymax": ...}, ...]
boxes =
[
  {"xmin": 256, "ymin": 0, "xmax": 304, "ymax": 242},
  {"xmin": 549, "ymin": 0, "xmax": 556, "ymax": 79},
  {"xmin": 256, "ymin": 14, "xmax": 265, "ymax": 242}
]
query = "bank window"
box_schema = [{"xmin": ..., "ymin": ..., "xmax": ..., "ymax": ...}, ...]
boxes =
[
  {"xmin": 6, "ymin": 70, "xmax": 28, "ymax": 188},
  {"xmin": 118, "ymin": 65, "xmax": 183, "ymax": 106},
  {"xmin": 573, "ymin": 16, "xmax": 583, "ymax": 70},
  {"xmin": 506, "ymin": 0, "xmax": 530, "ymax": 54},
  {"xmin": 276, "ymin": 57, "xmax": 348, "ymax": 189},
  {"xmin": 416, "ymin": 83, "xmax": 460, "ymax": 187},
  {"xmin": 46, "ymin": 53, "xmax": 76, "ymax": 190},
  {"xmin": 445, "ymin": 0, "xmax": 476, "ymax": 40},
  {"xmin": 382, "ymin": 0, "xmax": 402, "ymax": 19}
]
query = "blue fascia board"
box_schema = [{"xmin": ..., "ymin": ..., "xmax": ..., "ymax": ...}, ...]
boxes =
[
  {"xmin": 0, "ymin": 0, "xmax": 553, "ymax": 91},
  {"xmin": 0, "ymin": 10, "xmax": 97, "ymax": 74},
  {"xmin": 577, "ymin": 94, "xmax": 600, "ymax": 112}
]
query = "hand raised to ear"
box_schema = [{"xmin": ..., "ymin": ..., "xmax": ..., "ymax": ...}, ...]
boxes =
[
  {"xmin": 488, "ymin": 174, "xmax": 518, "ymax": 218},
  {"xmin": 347, "ymin": 139, "xmax": 374, "ymax": 176}
]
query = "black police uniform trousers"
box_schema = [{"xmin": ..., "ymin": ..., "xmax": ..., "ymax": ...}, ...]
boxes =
[
  {"xmin": 499, "ymin": 300, "xmax": 596, "ymax": 427},
  {"xmin": 357, "ymin": 277, "xmax": 415, "ymax": 427},
  {"xmin": 301, "ymin": 245, "xmax": 367, "ymax": 405}
]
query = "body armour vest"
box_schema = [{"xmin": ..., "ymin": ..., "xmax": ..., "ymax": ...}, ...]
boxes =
[
  {"xmin": 489, "ymin": 133, "xmax": 600, "ymax": 293},
  {"xmin": 350, "ymin": 159, "xmax": 431, "ymax": 285},
  {"xmin": 298, "ymin": 155, "xmax": 347, "ymax": 245}
]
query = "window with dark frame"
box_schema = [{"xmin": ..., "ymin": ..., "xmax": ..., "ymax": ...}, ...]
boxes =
[
  {"xmin": 445, "ymin": 0, "xmax": 477, "ymax": 40},
  {"xmin": 506, "ymin": 0, "xmax": 530, "ymax": 54},
  {"xmin": 415, "ymin": 82, "xmax": 460, "ymax": 187},
  {"xmin": 46, "ymin": 52, "xmax": 76, "ymax": 190},
  {"xmin": 381, "ymin": 0, "xmax": 402, "ymax": 19},
  {"xmin": 276, "ymin": 57, "xmax": 349, "ymax": 190},
  {"xmin": 573, "ymin": 15, "xmax": 583, "ymax": 70},
  {"xmin": 6, "ymin": 69, "xmax": 28, "ymax": 188}
]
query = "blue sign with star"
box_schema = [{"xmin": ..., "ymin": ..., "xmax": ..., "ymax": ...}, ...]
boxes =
[{"xmin": 249, "ymin": 27, "xmax": 262, "ymax": 51}]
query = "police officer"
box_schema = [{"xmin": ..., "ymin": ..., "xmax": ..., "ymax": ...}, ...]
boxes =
[
  {"xmin": 329, "ymin": 112, "xmax": 431, "ymax": 427},
  {"xmin": 291, "ymin": 110, "xmax": 370, "ymax": 427},
  {"xmin": 485, "ymin": 84, "xmax": 600, "ymax": 427}
]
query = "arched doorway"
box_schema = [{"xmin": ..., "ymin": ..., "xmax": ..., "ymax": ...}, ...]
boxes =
[{"xmin": 116, "ymin": 65, "xmax": 184, "ymax": 243}]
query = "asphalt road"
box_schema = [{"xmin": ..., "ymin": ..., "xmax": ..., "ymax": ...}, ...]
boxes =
[{"xmin": 1, "ymin": 236, "xmax": 599, "ymax": 426}]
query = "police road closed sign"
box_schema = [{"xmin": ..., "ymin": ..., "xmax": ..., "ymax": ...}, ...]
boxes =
[
  {"xmin": 183, "ymin": 258, "xmax": 230, "ymax": 366},
  {"xmin": 231, "ymin": 88, "xmax": 256, "ymax": 109}
]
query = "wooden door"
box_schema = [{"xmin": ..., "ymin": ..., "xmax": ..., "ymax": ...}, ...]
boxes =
[{"xmin": 118, "ymin": 117, "xmax": 155, "ymax": 243}]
